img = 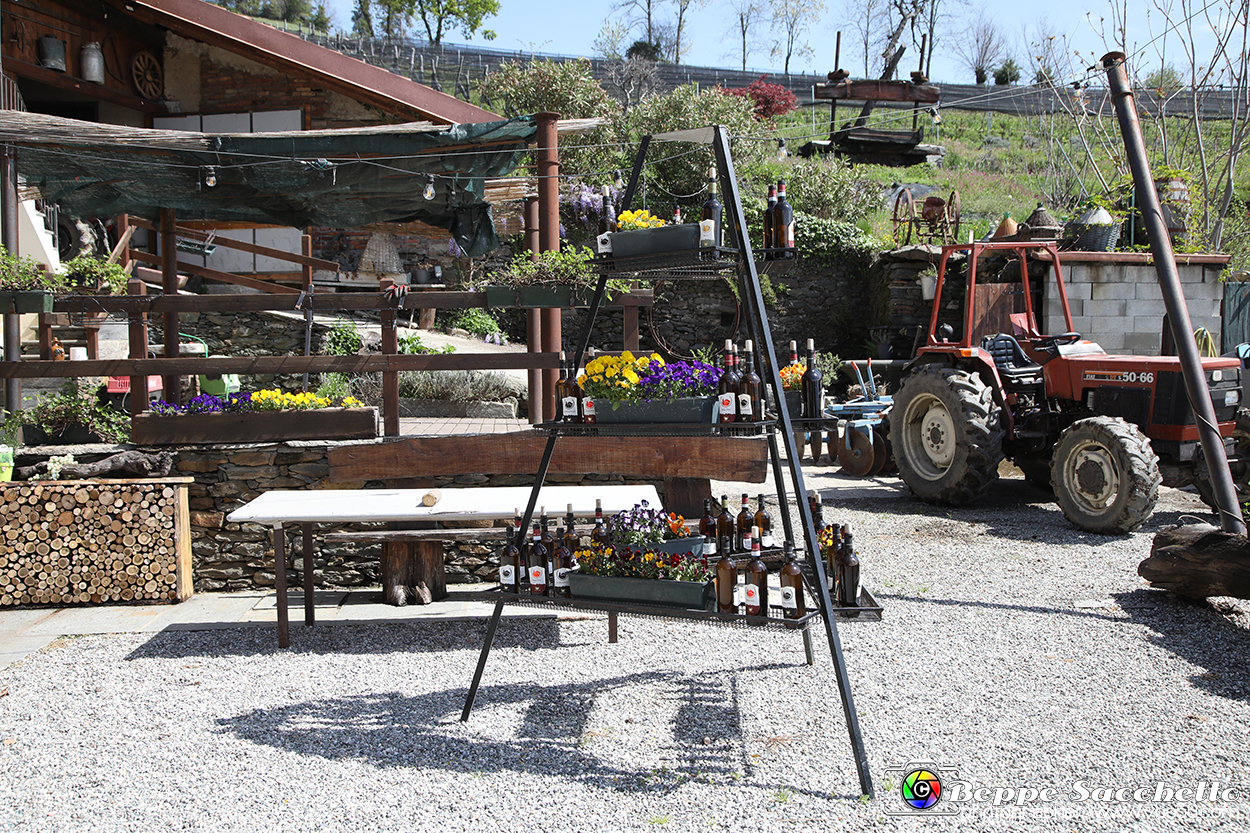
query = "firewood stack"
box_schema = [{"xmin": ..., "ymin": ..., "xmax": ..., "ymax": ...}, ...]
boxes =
[{"xmin": 0, "ymin": 480, "xmax": 192, "ymax": 607}]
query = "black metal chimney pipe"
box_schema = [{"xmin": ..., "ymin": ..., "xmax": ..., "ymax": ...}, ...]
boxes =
[{"xmin": 1102, "ymin": 51, "xmax": 1246, "ymax": 535}]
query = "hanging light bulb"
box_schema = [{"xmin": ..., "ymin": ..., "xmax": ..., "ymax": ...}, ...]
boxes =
[
  {"xmin": 202, "ymin": 166, "xmax": 218, "ymax": 188},
  {"xmin": 423, "ymin": 175, "xmax": 436, "ymax": 200},
  {"xmin": 776, "ymin": 138, "xmax": 788, "ymax": 161}
]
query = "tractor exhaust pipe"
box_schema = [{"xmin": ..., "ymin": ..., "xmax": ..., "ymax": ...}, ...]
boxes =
[{"xmin": 1103, "ymin": 52, "xmax": 1246, "ymax": 536}]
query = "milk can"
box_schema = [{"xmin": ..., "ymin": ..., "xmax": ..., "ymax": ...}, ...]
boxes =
[
  {"xmin": 80, "ymin": 42, "xmax": 105, "ymax": 84},
  {"xmin": 37, "ymin": 36, "xmax": 66, "ymax": 72}
]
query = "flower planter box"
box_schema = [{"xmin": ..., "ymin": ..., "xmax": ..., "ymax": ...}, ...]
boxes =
[
  {"xmin": 483, "ymin": 285, "xmax": 589, "ymax": 309},
  {"xmin": 608, "ymin": 225, "xmax": 700, "ymax": 259},
  {"xmin": 21, "ymin": 424, "xmax": 107, "ymax": 445},
  {"xmin": 130, "ymin": 407, "xmax": 378, "ymax": 445},
  {"xmin": 596, "ymin": 396, "xmax": 715, "ymax": 424},
  {"xmin": 0, "ymin": 290, "xmax": 54, "ymax": 314},
  {"xmin": 568, "ymin": 573, "xmax": 715, "ymax": 610},
  {"xmin": 640, "ymin": 536, "xmax": 708, "ymax": 558}
]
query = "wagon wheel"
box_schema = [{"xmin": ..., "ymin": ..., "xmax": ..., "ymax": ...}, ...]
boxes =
[
  {"xmin": 892, "ymin": 190, "xmax": 916, "ymax": 246},
  {"xmin": 945, "ymin": 191, "xmax": 962, "ymax": 245},
  {"xmin": 131, "ymin": 51, "xmax": 163, "ymax": 100}
]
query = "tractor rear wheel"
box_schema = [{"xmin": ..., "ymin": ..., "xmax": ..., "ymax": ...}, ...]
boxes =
[
  {"xmin": 891, "ymin": 365, "xmax": 1004, "ymax": 504},
  {"xmin": 1051, "ymin": 416, "xmax": 1160, "ymax": 534},
  {"xmin": 1192, "ymin": 408, "xmax": 1250, "ymax": 509}
]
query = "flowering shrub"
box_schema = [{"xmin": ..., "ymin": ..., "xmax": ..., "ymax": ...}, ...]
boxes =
[
  {"xmin": 779, "ymin": 363, "xmax": 805, "ymax": 391},
  {"xmin": 606, "ymin": 500, "xmax": 684, "ymax": 547},
  {"xmin": 577, "ymin": 350, "xmax": 660, "ymax": 404},
  {"xmin": 573, "ymin": 543, "xmax": 713, "ymax": 582},
  {"xmin": 615, "ymin": 209, "xmax": 666, "ymax": 230},
  {"xmin": 634, "ymin": 360, "xmax": 722, "ymax": 401},
  {"xmin": 150, "ymin": 389, "xmax": 362, "ymax": 415}
]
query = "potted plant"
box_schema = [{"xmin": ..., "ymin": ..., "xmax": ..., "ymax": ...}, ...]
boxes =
[
  {"xmin": 576, "ymin": 351, "xmax": 722, "ymax": 423},
  {"xmin": 0, "ymin": 249, "xmax": 65, "ymax": 313},
  {"xmin": 483, "ymin": 249, "xmax": 627, "ymax": 308},
  {"xmin": 16, "ymin": 379, "xmax": 131, "ymax": 445},
  {"xmin": 131, "ymin": 388, "xmax": 377, "ymax": 445},
  {"xmin": 569, "ymin": 502, "xmax": 714, "ymax": 609},
  {"xmin": 608, "ymin": 209, "xmax": 701, "ymax": 259},
  {"xmin": 58, "ymin": 254, "xmax": 129, "ymax": 295}
]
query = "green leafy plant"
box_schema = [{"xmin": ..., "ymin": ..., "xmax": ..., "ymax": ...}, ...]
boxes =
[
  {"xmin": 59, "ymin": 255, "xmax": 128, "ymax": 295},
  {"xmin": 398, "ymin": 333, "xmax": 455, "ymax": 355},
  {"xmin": 396, "ymin": 370, "xmax": 516, "ymax": 402},
  {"xmin": 315, "ymin": 372, "xmax": 353, "ymax": 402},
  {"xmin": 18, "ymin": 380, "xmax": 130, "ymax": 444},
  {"xmin": 0, "ymin": 250, "xmax": 66, "ymax": 292},
  {"xmin": 442, "ymin": 307, "xmax": 500, "ymax": 338},
  {"xmin": 322, "ymin": 320, "xmax": 363, "ymax": 355}
]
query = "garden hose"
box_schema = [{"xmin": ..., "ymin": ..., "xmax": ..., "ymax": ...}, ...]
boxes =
[{"xmin": 1194, "ymin": 327, "xmax": 1218, "ymax": 358}]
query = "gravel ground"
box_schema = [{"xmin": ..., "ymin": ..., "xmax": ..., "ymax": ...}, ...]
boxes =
[{"xmin": 1, "ymin": 477, "xmax": 1249, "ymax": 832}]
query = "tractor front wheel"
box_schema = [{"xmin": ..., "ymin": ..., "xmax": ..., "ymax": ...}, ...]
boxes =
[
  {"xmin": 1051, "ymin": 417, "xmax": 1160, "ymax": 534},
  {"xmin": 891, "ymin": 365, "xmax": 1005, "ymax": 505}
]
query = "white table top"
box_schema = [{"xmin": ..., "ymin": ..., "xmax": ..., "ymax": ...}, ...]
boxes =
[{"xmin": 226, "ymin": 484, "xmax": 663, "ymax": 526}]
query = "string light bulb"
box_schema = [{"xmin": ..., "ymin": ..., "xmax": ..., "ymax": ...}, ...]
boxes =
[
  {"xmin": 423, "ymin": 175, "xmax": 436, "ymax": 200},
  {"xmin": 202, "ymin": 166, "xmax": 218, "ymax": 187},
  {"xmin": 776, "ymin": 138, "xmax": 788, "ymax": 161}
]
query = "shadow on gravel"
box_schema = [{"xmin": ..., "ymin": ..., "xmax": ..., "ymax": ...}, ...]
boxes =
[
  {"xmin": 880, "ymin": 592, "xmax": 1124, "ymax": 622},
  {"xmin": 1112, "ymin": 587, "xmax": 1250, "ymax": 704},
  {"xmin": 211, "ymin": 663, "xmax": 852, "ymax": 797},
  {"xmin": 124, "ymin": 619, "xmax": 566, "ymax": 661}
]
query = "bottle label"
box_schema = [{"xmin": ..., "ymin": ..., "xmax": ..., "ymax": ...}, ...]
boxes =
[
  {"xmin": 699, "ymin": 219, "xmax": 715, "ymax": 247},
  {"xmin": 583, "ymin": 398, "xmax": 596, "ymax": 416},
  {"xmin": 738, "ymin": 393, "xmax": 753, "ymax": 417},
  {"xmin": 528, "ymin": 566, "xmax": 546, "ymax": 585},
  {"xmin": 761, "ymin": 532, "xmax": 775, "ymax": 548},
  {"xmin": 553, "ymin": 567, "xmax": 570, "ymax": 587},
  {"xmin": 781, "ymin": 223, "xmax": 796, "ymax": 248},
  {"xmin": 562, "ymin": 396, "xmax": 578, "ymax": 417},
  {"xmin": 744, "ymin": 583, "xmax": 760, "ymax": 605},
  {"xmin": 596, "ymin": 232, "xmax": 612, "ymax": 254},
  {"xmin": 719, "ymin": 393, "xmax": 736, "ymax": 415},
  {"xmin": 780, "ymin": 586, "xmax": 797, "ymax": 610},
  {"xmin": 705, "ymin": 539, "xmax": 717, "ymax": 555},
  {"xmin": 499, "ymin": 564, "xmax": 515, "ymax": 585}
]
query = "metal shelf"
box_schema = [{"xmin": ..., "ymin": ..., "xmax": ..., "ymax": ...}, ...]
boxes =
[
  {"xmin": 591, "ymin": 248, "xmax": 740, "ymax": 279},
  {"xmin": 536, "ymin": 419, "xmax": 776, "ymax": 437}
]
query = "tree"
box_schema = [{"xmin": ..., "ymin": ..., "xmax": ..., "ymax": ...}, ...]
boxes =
[
  {"xmin": 593, "ymin": 20, "xmax": 631, "ymax": 60},
  {"xmin": 375, "ymin": 0, "xmax": 411, "ymax": 38},
  {"xmin": 409, "ymin": 0, "xmax": 499, "ymax": 46},
  {"xmin": 1022, "ymin": 19, "xmax": 1075, "ymax": 89},
  {"xmin": 994, "ymin": 57, "xmax": 1020, "ymax": 85},
  {"xmin": 351, "ymin": 0, "xmax": 375, "ymax": 36},
  {"xmin": 952, "ymin": 12, "xmax": 1008, "ymax": 84},
  {"xmin": 1144, "ymin": 65, "xmax": 1184, "ymax": 93},
  {"xmin": 844, "ymin": 0, "xmax": 888, "ymax": 76},
  {"xmin": 669, "ymin": 0, "xmax": 705, "ymax": 65},
  {"xmin": 616, "ymin": 0, "xmax": 662, "ymax": 47},
  {"xmin": 772, "ymin": 0, "xmax": 826, "ymax": 76},
  {"xmin": 724, "ymin": 0, "xmax": 766, "ymax": 72},
  {"xmin": 626, "ymin": 39, "xmax": 663, "ymax": 60}
]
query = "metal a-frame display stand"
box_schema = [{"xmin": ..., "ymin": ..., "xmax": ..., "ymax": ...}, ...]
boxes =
[{"xmin": 458, "ymin": 125, "xmax": 874, "ymax": 800}]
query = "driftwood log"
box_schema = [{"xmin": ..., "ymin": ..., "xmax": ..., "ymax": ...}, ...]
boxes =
[
  {"xmin": 381, "ymin": 540, "xmax": 446, "ymax": 606},
  {"xmin": 1140, "ymin": 523, "xmax": 1250, "ymax": 600},
  {"xmin": 16, "ymin": 451, "xmax": 175, "ymax": 481}
]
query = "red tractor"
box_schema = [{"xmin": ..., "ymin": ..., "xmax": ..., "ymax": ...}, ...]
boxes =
[{"xmin": 890, "ymin": 240, "xmax": 1244, "ymax": 533}]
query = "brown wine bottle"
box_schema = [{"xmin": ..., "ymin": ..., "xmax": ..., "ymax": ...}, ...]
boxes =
[
  {"xmin": 744, "ymin": 527, "xmax": 768, "ymax": 617},
  {"xmin": 715, "ymin": 540, "xmax": 738, "ymax": 613},
  {"xmin": 715, "ymin": 495, "xmax": 736, "ymax": 556},
  {"xmin": 737, "ymin": 340, "xmax": 764, "ymax": 423},
  {"xmin": 838, "ymin": 526, "xmax": 861, "ymax": 607},
  {"xmin": 774, "ymin": 179, "xmax": 795, "ymax": 257},
  {"xmin": 800, "ymin": 339, "xmax": 823, "ymax": 419},
  {"xmin": 499, "ymin": 520, "xmax": 521, "ymax": 593},
  {"xmin": 528, "ymin": 523, "xmax": 548, "ymax": 596},
  {"xmin": 717, "ymin": 339, "xmax": 739, "ymax": 424},
  {"xmin": 763, "ymin": 184, "xmax": 777, "ymax": 256},
  {"xmin": 825, "ymin": 522, "xmax": 843, "ymax": 594},
  {"xmin": 735, "ymin": 493, "xmax": 753, "ymax": 553},
  {"xmin": 564, "ymin": 503, "xmax": 579, "ymax": 553},
  {"xmin": 699, "ymin": 176, "xmax": 722, "ymax": 260},
  {"xmin": 754, "ymin": 494, "xmax": 774, "ymax": 549},
  {"xmin": 552, "ymin": 526, "xmax": 572, "ymax": 598},
  {"xmin": 698, "ymin": 498, "xmax": 718, "ymax": 557},
  {"xmin": 556, "ymin": 351, "xmax": 579, "ymax": 423},
  {"xmin": 779, "ymin": 541, "xmax": 805, "ymax": 619},
  {"xmin": 591, "ymin": 498, "xmax": 611, "ymax": 546}
]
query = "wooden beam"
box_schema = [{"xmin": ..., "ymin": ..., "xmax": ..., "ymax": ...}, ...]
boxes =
[
  {"xmin": 129, "ymin": 250, "xmax": 301, "ymax": 294},
  {"xmin": 328, "ymin": 433, "xmax": 770, "ymax": 484},
  {"xmin": 0, "ymin": 352, "xmax": 563, "ymax": 379},
  {"xmin": 814, "ymin": 80, "xmax": 941, "ymax": 103},
  {"xmin": 128, "ymin": 216, "xmax": 340, "ymax": 271}
]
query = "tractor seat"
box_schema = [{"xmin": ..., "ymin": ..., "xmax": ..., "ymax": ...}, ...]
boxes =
[{"xmin": 981, "ymin": 333, "xmax": 1044, "ymax": 385}]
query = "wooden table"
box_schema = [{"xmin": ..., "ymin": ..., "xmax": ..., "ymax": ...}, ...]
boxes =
[{"xmin": 226, "ymin": 485, "xmax": 662, "ymax": 646}]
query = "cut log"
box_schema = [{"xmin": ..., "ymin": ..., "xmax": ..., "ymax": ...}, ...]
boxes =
[
  {"xmin": 1140, "ymin": 523, "xmax": 1250, "ymax": 599},
  {"xmin": 16, "ymin": 451, "xmax": 175, "ymax": 480},
  {"xmin": 380, "ymin": 540, "xmax": 446, "ymax": 606}
]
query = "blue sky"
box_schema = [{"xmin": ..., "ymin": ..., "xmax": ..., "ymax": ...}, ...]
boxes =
[{"xmin": 319, "ymin": 0, "xmax": 1224, "ymax": 86}]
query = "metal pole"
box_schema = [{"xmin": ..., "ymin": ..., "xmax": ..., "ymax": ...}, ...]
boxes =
[
  {"xmin": 1102, "ymin": 52, "xmax": 1246, "ymax": 536},
  {"xmin": 523, "ymin": 195, "xmax": 542, "ymax": 423},
  {"xmin": 2, "ymin": 147, "xmax": 19, "ymax": 419},
  {"xmin": 536, "ymin": 112, "xmax": 561, "ymax": 421}
]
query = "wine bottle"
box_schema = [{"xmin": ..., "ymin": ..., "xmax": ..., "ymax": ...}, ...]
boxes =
[
  {"xmin": 735, "ymin": 493, "xmax": 753, "ymax": 553},
  {"xmin": 800, "ymin": 338, "xmax": 823, "ymax": 420},
  {"xmin": 552, "ymin": 526, "xmax": 572, "ymax": 598},
  {"xmin": 596, "ymin": 186, "xmax": 616, "ymax": 254},
  {"xmin": 774, "ymin": 179, "xmax": 795, "ymax": 258},
  {"xmin": 715, "ymin": 495, "xmax": 736, "ymax": 556},
  {"xmin": 737, "ymin": 340, "xmax": 764, "ymax": 423},
  {"xmin": 744, "ymin": 527, "xmax": 768, "ymax": 616},
  {"xmin": 591, "ymin": 498, "xmax": 611, "ymax": 546},
  {"xmin": 672, "ymin": 204, "xmax": 683, "ymax": 225},
  {"xmin": 540, "ymin": 506, "xmax": 555, "ymax": 582},
  {"xmin": 715, "ymin": 537, "xmax": 738, "ymax": 613},
  {"xmin": 528, "ymin": 523, "xmax": 548, "ymax": 596},
  {"xmin": 809, "ymin": 491, "xmax": 825, "ymax": 532},
  {"xmin": 699, "ymin": 176, "xmax": 722, "ymax": 260},
  {"xmin": 717, "ymin": 339, "xmax": 739, "ymax": 424},
  {"xmin": 564, "ymin": 503, "xmax": 579, "ymax": 553},
  {"xmin": 838, "ymin": 526, "xmax": 861, "ymax": 607},
  {"xmin": 513, "ymin": 506, "xmax": 528, "ymax": 585},
  {"xmin": 825, "ymin": 521, "xmax": 843, "ymax": 594},
  {"xmin": 763, "ymin": 184, "xmax": 777, "ymax": 257},
  {"xmin": 788, "ymin": 339, "xmax": 800, "ymax": 368},
  {"xmin": 699, "ymin": 498, "xmax": 718, "ymax": 557},
  {"xmin": 779, "ymin": 541, "xmax": 805, "ymax": 619},
  {"xmin": 754, "ymin": 494, "xmax": 774, "ymax": 549},
  {"xmin": 499, "ymin": 520, "xmax": 521, "ymax": 593},
  {"xmin": 556, "ymin": 352, "xmax": 578, "ymax": 423}
]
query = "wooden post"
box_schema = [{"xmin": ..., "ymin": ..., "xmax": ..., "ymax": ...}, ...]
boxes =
[
  {"xmin": 1, "ymin": 147, "xmax": 19, "ymax": 418},
  {"xmin": 537, "ymin": 112, "xmax": 562, "ymax": 420},
  {"xmin": 127, "ymin": 276, "xmax": 149, "ymax": 417},
  {"xmin": 301, "ymin": 522, "xmax": 315, "ymax": 625},
  {"xmin": 524, "ymin": 195, "xmax": 543, "ymax": 423},
  {"xmin": 272, "ymin": 524, "xmax": 289, "ymax": 648},
  {"xmin": 160, "ymin": 208, "xmax": 180, "ymax": 405},
  {"xmin": 380, "ymin": 277, "xmax": 399, "ymax": 437}
]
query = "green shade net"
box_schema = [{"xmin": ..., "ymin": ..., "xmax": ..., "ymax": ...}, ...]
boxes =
[{"xmin": 4, "ymin": 112, "xmax": 538, "ymax": 257}]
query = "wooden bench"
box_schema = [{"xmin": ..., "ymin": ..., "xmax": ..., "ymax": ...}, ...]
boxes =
[{"xmin": 325, "ymin": 433, "xmax": 769, "ymax": 605}]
